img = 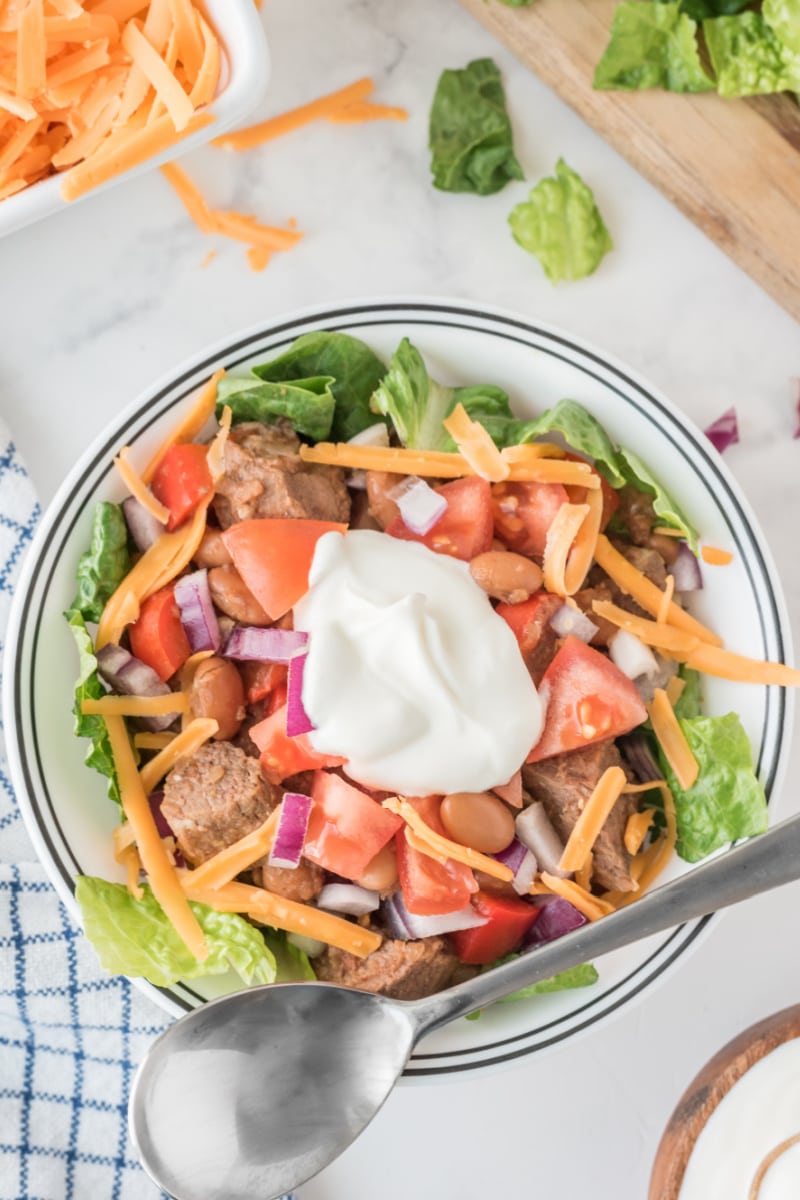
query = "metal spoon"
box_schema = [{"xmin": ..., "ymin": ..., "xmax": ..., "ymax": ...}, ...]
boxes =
[{"xmin": 130, "ymin": 811, "xmax": 800, "ymax": 1200}]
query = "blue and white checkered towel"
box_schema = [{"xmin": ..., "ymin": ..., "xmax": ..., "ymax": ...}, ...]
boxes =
[{"xmin": 0, "ymin": 427, "xmax": 295, "ymax": 1199}]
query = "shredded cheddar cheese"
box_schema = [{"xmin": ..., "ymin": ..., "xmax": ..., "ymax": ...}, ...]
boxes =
[
  {"xmin": 665, "ymin": 675, "xmax": 686, "ymax": 708},
  {"xmin": 383, "ymin": 797, "xmax": 513, "ymax": 883},
  {"xmin": 701, "ymin": 545, "xmax": 734, "ymax": 566},
  {"xmin": 113, "ymin": 446, "xmax": 169, "ymax": 524},
  {"xmin": 656, "ymin": 574, "xmax": 675, "ymax": 625},
  {"xmin": 624, "ymin": 809, "xmax": 656, "ymax": 857},
  {"xmin": 81, "ymin": 692, "xmax": 188, "ymax": 717},
  {"xmin": 683, "ymin": 643, "xmax": 800, "ymax": 688},
  {"xmin": 647, "ymin": 688, "xmax": 699, "ymax": 790},
  {"xmin": 185, "ymin": 808, "xmax": 281, "ymax": 891},
  {"xmin": 442, "ymin": 403, "xmax": 509, "ymax": 482},
  {"xmin": 558, "ymin": 766, "xmax": 628, "ymax": 873},
  {"xmin": 133, "ymin": 731, "xmax": 176, "ymax": 750},
  {"xmin": 142, "ymin": 366, "xmax": 223, "ymax": 483},
  {"xmin": 591, "ymin": 600, "xmax": 701, "ymax": 655},
  {"xmin": 105, "ymin": 714, "xmax": 207, "ymax": 959},
  {"xmin": 138, "ymin": 717, "xmax": 218, "ymax": 795},
  {"xmin": 538, "ymin": 874, "xmax": 615, "ymax": 921},
  {"xmin": 543, "ymin": 502, "xmax": 590, "ymax": 597}
]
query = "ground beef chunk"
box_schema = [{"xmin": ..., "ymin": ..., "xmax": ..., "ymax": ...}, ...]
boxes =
[
  {"xmin": 616, "ymin": 486, "xmax": 656, "ymax": 546},
  {"xmin": 612, "ymin": 539, "xmax": 668, "ymax": 588},
  {"xmin": 213, "ymin": 419, "xmax": 351, "ymax": 528},
  {"xmin": 161, "ymin": 742, "xmax": 278, "ymax": 865},
  {"xmin": 260, "ymin": 859, "xmax": 325, "ymax": 903},
  {"xmin": 315, "ymin": 935, "xmax": 459, "ymax": 1000},
  {"xmin": 572, "ymin": 583, "xmax": 617, "ymax": 646},
  {"xmin": 522, "ymin": 741, "xmax": 636, "ymax": 893},
  {"xmin": 587, "ymin": 539, "xmax": 669, "ymax": 623}
]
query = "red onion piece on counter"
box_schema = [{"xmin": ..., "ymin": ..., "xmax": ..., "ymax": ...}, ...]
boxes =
[
  {"xmin": 268, "ymin": 792, "xmax": 313, "ymax": 869},
  {"xmin": 95, "ymin": 643, "xmax": 180, "ymax": 732},
  {"xmin": 286, "ymin": 652, "xmax": 314, "ymax": 737},
  {"xmin": 515, "ymin": 802, "xmax": 571, "ymax": 879},
  {"xmin": 221, "ymin": 626, "xmax": 308, "ymax": 662},
  {"xmin": 122, "ymin": 496, "xmax": 164, "ymax": 552},
  {"xmin": 389, "ymin": 476, "xmax": 448, "ymax": 536},
  {"xmin": 608, "ymin": 629, "xmax": 659, "ymax": 681},
  {"xmin": 671, "ymin": 542, "xmax": 703, "ymax": 592},
  {"xmin": 317, "ymin": 883, "xmax": 380, "ymax": 916},
  {"xmin": 523, "ymin": 896, "xmax": 587, "ymax": 947},
  {"xmin": 704, "ymin": 407, "xmax": 739, "ymax": 454},
  {"xmin": 174, "ymin": 569, "xmax": 221, "ymax": 653},
  {"xmin": 549, "ymin": 603, "xmax": 599, "ymax": 644},
  {"xmin": 383, "ymin": 892, "xmax": 488, "ymax": 940}
]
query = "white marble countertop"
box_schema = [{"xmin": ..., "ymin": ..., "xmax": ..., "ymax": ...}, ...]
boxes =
[{"xmin": 3, "ymin": 1, "xmax": 800, "ymax": 1197}]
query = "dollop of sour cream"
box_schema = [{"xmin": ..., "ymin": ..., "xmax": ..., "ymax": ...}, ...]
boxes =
[{"xmin": 292, "ymin": 530, "xmax": 543, "ymax": 796}]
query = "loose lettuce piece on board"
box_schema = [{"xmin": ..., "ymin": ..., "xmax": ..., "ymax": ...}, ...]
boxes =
[
  {"xmin": 71, "ymin": 501, "xmax": 131, "ymax": 624},
  {"xmin": 429, "ymin": 58, "xmax": 524, "ymax": 195},
  {"xmin": 658, "ymin": 713, "xmax": 768, "ymax": 862},
  {"xmin": 594, "ymin": 2, "xmax": 714, "ymax": 92},
  {"xmin": 508, "ymin": 159, "xmax": 613, "ymax": 284},
  {"xmin": 76, "ymin": 877, "xmax": 279, "ymax": 987},
  {"xmin": 704, "ymin": 11, "xmax": 800, "ymax": 97}
]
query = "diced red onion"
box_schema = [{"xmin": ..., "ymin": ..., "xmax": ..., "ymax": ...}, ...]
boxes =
[
  {"xmin": 523, "ymin": 896, "xmax": 587, "ymax": 947},
  {"xmin": 221, "ymin": 626, "xmax": 308, "ymax": 662},
  {"xmin": 348, "ymin": 423, "xmax": 390, "ymax": 448},
  {"xmin": 318, "ymin": 883, "xmax": 380, "ymax": 916},
  {"xmin": 792, "ymin": 377, "xmax": 800, "ymax": 440},
  {"xmin": 122, "ymin": 496, "xmax": 164, "ymax": 552},
  {"xmin": 515, "ymin": 802, "xmax": 571, "ymax": 879},
  {"xmin": 148, "ymin": 792, "xmax": 186, "ymax": 867},
  {"xmin": 95, "ymin": 643, "xmax": 180, "ymax": 732},
  {"xmin": 511, "ymin": 849, "xmax": 538, "ymax": 896},
  {"xmin": 549, "ymin": 603, "xmax": 599, "ymax": 644},
  {"xmin": 383, "ymin": 892, "xmax": 488, "ymax": 940},
  {"xmin": 671, "ymin": 543, "xmax": 703, "ymax": 592},
  {"xmin": 286, "ymin": 652, "xmax": 314, "ymax": 737},
  {"xmin": 268, "ymin": 792, "xmax": 313, "ymax": 869},
  {"xmin": 389, "ymin": 476, "xmax": 448, "ymax": 536},
  {"xmin": 704, "ymin": 407, "xmax": 739, "ymax": 454},
  {"xmin": 609, "ymin": 629, "xmax": 659, "ymax": 680},
  {"xmin": 174, "ymin": 569, "xmax": 221, "ymax": 653},
  {"xmin": 619, "ymin": 732, "xmax": 662, "ymax": 783},
  {"xmin": 493, "ymin": 837, "xmax": 529, "ymax": 875}
]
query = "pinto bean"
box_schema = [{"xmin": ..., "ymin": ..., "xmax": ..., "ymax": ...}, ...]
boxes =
[
  {"xmin": 469, "ymin": 550, "xmax": 543, "ymax": 604},
  {"xmin": 189, "ymin": 656, "xmax": 246, "ymax": 740},
  {"xmin": 193, "ymin": 526, "xmax": 233, "ymax": 568},
  {"xmin": 355, "ymin": 842, "xmax": 398, "ymax": 893},
  {"xmin": 208, "ymin": 565, "xmax": 271, "ymax": 626},
  {"xmin": 440, "ymin": 791, "xmax": 516, "ymax": 854}
]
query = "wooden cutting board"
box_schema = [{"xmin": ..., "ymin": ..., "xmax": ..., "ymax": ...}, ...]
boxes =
[{"xmin": 457, "ymin": 0, "xmax": 800, "ymax": 325}]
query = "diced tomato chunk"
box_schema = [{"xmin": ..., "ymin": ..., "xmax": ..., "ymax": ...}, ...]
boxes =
[
  {"xmin": 248, "ymin": 704, "xmax": 345, "ymax": 784},
  {"xmin": 395, "ymin": 796, "xmax": 477, "ymax": 916},
  {"xmin": 222, "ymin": 519, "xmax": 347, "ymax": 620},
  {"xmin": 492, "ymin": 480, "xmax": 568, "ymax": 557},
  {"xmin": 386, "ymin": 477, "xmax": 493, "ymax": 561},
  {"xmin": 451, "ymin": 891, "xmax": 540, "ymax": 965},
  {"xmin": 303, "ymin": 771, "xmax": 404, "ymax": 880},
  {"xmin": 240, "ymin": 661, "xmax": 288, "ymax": 706},
  {"xmin": 150, "ymin": 444, "xmax": 213, "ymax": 531},
  {"xmin": 497, "ymin": 591, "xmax": 563, "ymax": 658},
  {"xmin": 527, "ymin": 635, "xmax": 647, "ymax": 762},
  {"xmin": 129, "ymin": 585, "xmax": 191, "ymax": 682}
]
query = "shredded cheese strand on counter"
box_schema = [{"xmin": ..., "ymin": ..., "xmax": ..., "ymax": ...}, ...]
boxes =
[
  {"xmin": 105, "ymin": 714, "xmax": 207, "ymax": 959},
  {"xmin": 383, "ymin": 797, "xmax": 513, "ymax": 882},
  {"xmin": 180, "ymin": 878, "xmax": 382, "ymax": 958},
  {"xmin": 212, "ymin": 77, "xmax": 376, "ymax": 151},
  {"xmin": 558, "ymin": 766, "xmax": 628, "ymax": 873},
  {"xmin": 647, "ymin": 688, "xmax": 699, "ymax": 790}
]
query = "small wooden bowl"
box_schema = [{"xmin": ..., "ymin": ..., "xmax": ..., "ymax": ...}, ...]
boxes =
[{"xmin": 649, "ymin": 1003, "xmax": 800, "ymax": 1199}]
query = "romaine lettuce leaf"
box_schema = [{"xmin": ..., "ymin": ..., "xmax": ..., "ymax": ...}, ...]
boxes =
[
  {"xmin": 703, "ymin": 11, "xmax": 800, "ymax": 97},
  {"xmin": 429, "ymin": 58, "xmax": 524, "ymax": 195},
  {"xmin": 508, "ymin": 159, "xmax": 613, "ymax": 284},
  {"xmin": 657, "ymin": 712, "xmax": 768, "ymax": 862},
  {"xmin": 235, "ymin": 331, "xmax": 388, "ymax": 443},
  {"xmin": 617, "ymin": 446, "xmax": 700, "ymax": 553},
  {"xmin": 673, "ymin": 667, "xmax": 703, "ymax": 720},
  {"xmin": 76, "ymin": 876, "xmax": 279, "ymax": 987},
  {"xmin": 674, "ymin": 0, "xmax": 749, "ymax": 18},
  {"xmin": 519, "ymin": 398, "xmax": 627, "ymax": 487},
  {"xmin": 65, "ymin": 610, "xmax": 121, "ymax": 807},
  {"xmin": 467, "ymin": 961, "xmax": 599, "ymax": 1018},
  {"xmin": 763, "ymin": 0, "xmax": 800, "ymax": 57},
  {"xmin": 216, "ymin": 375, "xmax": 337, "ymax": 442},
  {"xmin": 71, "ymin": 501, "xmax": 130, "ymax": 624},
  {"xmin": 263, "ymin": 931, "xmax": 316, "ymax": 982},
  {"xmin": 594, "ymin": 1, "xmax": 714, "ymax": 92},
  {"xmin": 371, "ymin": 338, "xmax": 514, "ymax": 451}
]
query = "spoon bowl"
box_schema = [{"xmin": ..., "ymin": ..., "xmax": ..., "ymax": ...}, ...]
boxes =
[{"xmin": 131, "ymin": 811, "xmax": 800, "ymax": 1200}]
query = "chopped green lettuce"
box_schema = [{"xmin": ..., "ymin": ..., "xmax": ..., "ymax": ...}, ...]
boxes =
[
  {"xmin": 216, "ymin": 375, "xmax": 337, "ymax": 442},
  {"xmin": 66, "ymin": 610, "xmax": 121, "ymax": 807},
  {"xmin": 467, "ymin": 961, "xmax": 599, "ymax": 1018},
  {"xmin": 76, "ymin": 877, "xmax": 280, "ymax": 987},
  {"xmin": 763, "ymin": 0, "xmax": 800, "ymax": 58},
  {"xmin": 519, "ymin": 398, "xmax": 627, "ymax": 487},
  {"xmin": 371, "ymin": 338, "xmax": 514, "ymax": 451},
  {"xmin": 673, "ymin": 667, "xmax": 703, "ymax": 720},
  {"xmin": 71, "ymin": 501, "xmax": 130, "ymax": 624},
  {"xmin": 704, "ymin": 11, "xmax": 800, "ymax": 97},
  {"xmin": 508, "ymin": 159, "xmax": 613, "ymax": 284},
  {"xmin": 429, "ymin": 58, "xmax": 524, "ymax": 195},
  {"xmin": 594, "ymin": 2, "xmax": 714, "ymax": 92},
  {"xmin": 264, "ymin": 932, "xmax": 316, "ymax": 982},
  {"xmin": 230, "ymin": 331, "xmax": 388, "ymax": 443},
  {"xmin": 617, "ymin": 446, "xmax": 700, "ymax": 553},
  {"xmin": 673, "ymin": 0, "xmax": 750, "ymax": 19},
  {"xmin": 657, "ymin": 712, "xmax": 768, "ymax": 862}
]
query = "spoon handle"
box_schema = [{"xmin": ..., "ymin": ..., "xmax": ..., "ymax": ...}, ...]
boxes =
[{"xmin": 411, "ymin": 810, "xmax": 800, "ymax": 1035}]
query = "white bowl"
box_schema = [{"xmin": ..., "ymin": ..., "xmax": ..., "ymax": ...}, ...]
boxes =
[
  {"xmin": 0, "ymin": 0, "xmax": 269, "ymax": 239},
  {"xmin": 3, "ymin": 299, "xmax": 794, "ymax": 1079}
]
